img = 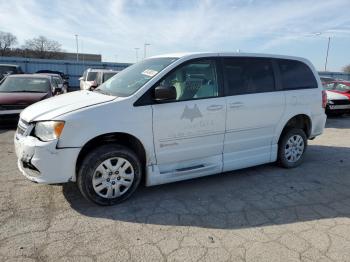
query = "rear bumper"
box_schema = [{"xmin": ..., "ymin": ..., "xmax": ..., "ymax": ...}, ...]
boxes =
[{"xmin": 310, "ymin": 112, "xmax": 327, "ymax": 137}]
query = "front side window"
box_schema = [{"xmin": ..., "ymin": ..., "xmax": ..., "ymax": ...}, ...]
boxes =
[
  {"xmin": 87, "ymin": 72, "xmax": 98, "ymax": 81},
  {"xmin": 97, "ymin": 57, "xmax": 178, "ymax": 97},
  {"xmin": 0, "ymin": 77, "xmax": 50, "ymax": 93},
  {"xmin": 159, "ymin": 59, "xmax": 219, "ymax": 101},
  {"xmin": 223, "ymin": 57, "xmax": 275, "ymax": 95},
  {"xmin": 278, "ymin": 59, "xmax": 317, "ymax": 90}
]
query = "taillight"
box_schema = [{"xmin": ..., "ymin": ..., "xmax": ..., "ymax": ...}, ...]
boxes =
[{"xmin": 322, "ymin": 90, "xmax": 327, "ymax": 109}]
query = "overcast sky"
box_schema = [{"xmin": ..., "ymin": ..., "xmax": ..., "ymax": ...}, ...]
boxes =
[{"xmin": 0, "ymin": 0, "xmax": 350, "ymax": 71}]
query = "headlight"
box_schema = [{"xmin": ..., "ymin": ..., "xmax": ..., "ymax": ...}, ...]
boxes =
[
  {"xmin": 328, "ymin": 100, "xmax": 334, "ymax": 105},
  {"xmin": 34, "ymin": 121, "xmax": 65, "ymax": 141}
]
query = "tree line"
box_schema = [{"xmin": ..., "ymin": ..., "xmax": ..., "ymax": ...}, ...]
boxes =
[{"xmin": 0, "ymin": 31, "xmax": 64, "ymax": 59}]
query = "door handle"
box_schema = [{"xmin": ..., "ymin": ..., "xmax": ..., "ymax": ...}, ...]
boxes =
[
  {"xmin": 207, "ymin": 105, "xmax": 224, "ymax": 111},
  {"xmin": 229, "ymin": 102, "xmax": 244, "ymax": 109}
]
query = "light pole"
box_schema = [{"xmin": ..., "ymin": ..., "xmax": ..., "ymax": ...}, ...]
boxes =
[
  {"xmin": 310, "ymin": 32, "xmax": 331, "ymax": 71},
  {"xmin": 75, "ymin": 34, "xmax": 79, "ymax": 62},
  {"xmin": 134, "ymin": 48, "xmax": 140, "ymax": 62},
  {"xmin": 144, "ymin": 43, "xmax": 150, "ymax": 59},
  {"xmin": 325, "ymin": 36, "xmax": 331, "ymax": 71}
]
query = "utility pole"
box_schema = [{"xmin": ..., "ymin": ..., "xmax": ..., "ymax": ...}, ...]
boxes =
[
  {"xmin": 144, "ymin": 43, "xmax": 150, "ymax": 59},
  {"xmin": 75, "ymin": 34, "xmax": 79, "ymax": 62},
  {"xmin": 134, "ymin": 48, "xmax": 140, "ymax": 62},
  {"xmin": 325, "ymin": 36, "xmax": 331, "ymax": 71}
]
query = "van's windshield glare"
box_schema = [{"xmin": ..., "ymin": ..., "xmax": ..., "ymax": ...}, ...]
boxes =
[{"xmin": 96, "ymin": 57, "xmax": 178, "ymax": 97}]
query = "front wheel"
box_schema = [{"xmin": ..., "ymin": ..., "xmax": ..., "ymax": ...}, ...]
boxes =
[
  {"xmin": 77, "ymin": 144, "xmax": 142, "ymax": 205},
  {"xmin": 278, "ymin": 128, "xmax": 307, "ymax": 168}
]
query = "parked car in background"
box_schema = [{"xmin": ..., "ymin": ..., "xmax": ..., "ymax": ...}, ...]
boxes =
[
  {"xmin": 0, "ymin": 64, "xmax": 23, "ymax": 81},
  {"xmin": 79, "ymin": 69, "xmax": 118, "ymax": 90},
  {"xmin": 91, "ymin": 70, "xmax": 119, "ymax": 90},
  {"xmin": 79, "ymin": 68, "xmax": 98, "ymax": 90},
  {"xmin": 320, "ymin": 76, "xmax": 335, "ymax": 85},
  {"xmin": 14, "ymin": 52, "xmax": 326, "ymax": 205},
  {"xmin": 324, "ymin": 80, "xmax": 350, "ymax": 115},
  {"xmin": 0, "ymin": 74, "xmax": 60, "ymax": 116},
  {"xmin": 37, "ymin": 73, "xmax": 67, "ymax": 94},
  {"xmin": 36, "ymin": 70, "xmax": 70, "ymax": 91}
]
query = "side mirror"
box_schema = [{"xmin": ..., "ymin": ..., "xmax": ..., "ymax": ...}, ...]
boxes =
[
  {"xmin": 89, "ymin": 80, "xmax": 98, "ymax": 91},
  {"xmin": 79, "ymin": 77, "xmax": 83, "ymax": 81},
  {"xmin": 154, "ymin": 85, "xmax": 177, "ymax": 101}
]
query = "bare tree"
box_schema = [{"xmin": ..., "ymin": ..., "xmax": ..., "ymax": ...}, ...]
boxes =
[
  {"xmin": 22, "ymin": 36, "xmax": 63, "ymax": 59},
  {"xmin": 343, "ymin": 64, "xmax": 350, "ymax": 73},
  {"xmin": 0, "ymin": 31, "xmax": 18, "ymax": 56}
]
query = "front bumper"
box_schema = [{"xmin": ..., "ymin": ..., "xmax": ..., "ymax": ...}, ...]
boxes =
[{"xmin": 14, "ymin": 131, "xmax": 80, "ymax": 184}]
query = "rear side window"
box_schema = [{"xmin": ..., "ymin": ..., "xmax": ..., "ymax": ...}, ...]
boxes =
[
  {"xmin": 223, "ymin": 57, "xmax": 275, "ymax": 95},
  {"xmin": 278, "ymin": 59, "xmax": 317, "ymax": 90}
]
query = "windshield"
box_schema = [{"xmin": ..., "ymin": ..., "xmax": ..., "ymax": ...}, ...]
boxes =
[
  {"xmin": 334, "ymin": 83, "xmax": 350, "ymax": 92},
  {"xmin": 96, "ymin": 57, "xmax": 178, "ymax": 97},
  {"xmin": 0, "ymin": 66, "xmax": 16, "ymax": 74},
  {"xmin": 0, "ymin": 77, "xmax": 50, "ymax": 93}
]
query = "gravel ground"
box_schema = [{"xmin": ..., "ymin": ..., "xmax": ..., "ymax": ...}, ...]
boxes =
[{"xmin": 1, "ymin": 115, "xmax": 350, "ymax": 262}]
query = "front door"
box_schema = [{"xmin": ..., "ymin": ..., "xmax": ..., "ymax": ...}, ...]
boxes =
[{"xmin": 152, "ymin": 58, "xmax": 226, "ymax": 180}]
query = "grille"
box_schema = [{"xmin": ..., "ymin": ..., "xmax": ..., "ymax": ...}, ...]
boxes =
[
  {"xmin": 0, "ymin": 104, "xmax": 27, "ymax": 110},
  {"xmin": 332, "ymin": 99, "xmax": 350, "ymax": 105}
]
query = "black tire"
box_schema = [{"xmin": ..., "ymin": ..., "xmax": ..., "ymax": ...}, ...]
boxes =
[
  {"xmin": 77, "ymin": 144, "xmax": 142, "ymax": 206},
  {"xmin": 278, "ymin": 128, "xmax": 307, "ymax": 168}
]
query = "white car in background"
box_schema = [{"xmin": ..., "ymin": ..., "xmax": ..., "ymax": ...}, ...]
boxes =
[
  {"xmin": 14, "ymin": 52, "xmax": 326, "ymax": 205},
  {"xmin": 79, "ymin": 69, "xmax": 118, "ymax": 90}
]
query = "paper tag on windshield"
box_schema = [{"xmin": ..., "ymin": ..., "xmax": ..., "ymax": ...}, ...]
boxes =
[{"xmin": 142, "ymin": 69, "xmax": 158, "ymax": 77}]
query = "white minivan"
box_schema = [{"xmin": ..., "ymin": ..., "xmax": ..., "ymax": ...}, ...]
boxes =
[{"xmin": 14, "ymin": 53, "xmax": 327, "ymax": 205}]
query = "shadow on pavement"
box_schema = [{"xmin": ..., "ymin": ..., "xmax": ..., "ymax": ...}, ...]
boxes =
[
  {"xmin": 62, "ymin": 144, "xmax": 350, "ymax": 229},
  {"xmin": 326, "ymin": 114, "xmax": 350, "ymax": 129},
  {"xmin": 0, "ymin": 115, "xmax": 18, "ymax": 132}
]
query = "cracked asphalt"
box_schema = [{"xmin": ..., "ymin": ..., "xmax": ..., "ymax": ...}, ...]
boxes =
[{"xmin": 1, "ymin": 116, "xmax": 350, "ymax": 262}]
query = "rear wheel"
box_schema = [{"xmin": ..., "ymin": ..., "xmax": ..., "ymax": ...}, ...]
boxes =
[
  {"xmin": 278, "ymin": 128, "xmax": 307, "ymax": 168},
  {"xmin": 77, "ymin": 144, "xmax": 142, "ymax": 205}
]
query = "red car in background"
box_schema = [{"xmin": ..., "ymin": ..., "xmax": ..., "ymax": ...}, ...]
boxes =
[
  {"xmin": 0, "ymin": 74, "xmax": 62, "ymax": 117},
  {"xmin": 324, "ymin": 80, "xmax": 350, "ymax": 115}
]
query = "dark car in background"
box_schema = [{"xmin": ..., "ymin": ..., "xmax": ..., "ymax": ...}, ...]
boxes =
[
  {"xmin": 0, "ymin": 64, "xmax": 23, "ymax": 81},
  {"xmin": 36, "ymin": 70, "xmax": 70, "ymax": 91},
  {"xmin": 0, "ymin": 74, "xmax": 59, "ymax": 116}
]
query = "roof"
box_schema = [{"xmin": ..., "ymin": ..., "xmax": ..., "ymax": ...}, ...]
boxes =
[
  {"xmin": 0, "ymin": 64, "xmax": 20, "ymax": 67},
  {"xmin": 149, "ymin": 52, "xmax": 310, "ymax": 63},
  {"xmin": 7, "ymin": 74, "xmax": 51, "ymax": 79}
]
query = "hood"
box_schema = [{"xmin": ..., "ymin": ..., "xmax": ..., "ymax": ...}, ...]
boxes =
[
  {"xmin": 0, "ymin": 92, "xmax": 48, "ymax": 105},
  {"xmin": 20, "ymin": 90, "xmax": 116, "ymax": 122},
  {"xmin": 326, "ymin": 90, "xmax": 350, "ymax": 101}
]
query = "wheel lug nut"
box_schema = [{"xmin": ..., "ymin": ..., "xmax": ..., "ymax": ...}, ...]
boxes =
[
  {"xmin": 117, "ymin": 176, "xmax": 121, "ymax": 180},
  {"xmin": 106, "ymin": 178, "xmax": 110, "ymax": 182},
  {"xmin": 109, "ymin": 172, "xmax": 112, "ymax": 176},
  {"xmin": 112, "ymin": 181, "xmax": 115, "ymax": 185},
  {"xmin": 115, "ymin": 171, "xmax": 119, "ymax": 174}
]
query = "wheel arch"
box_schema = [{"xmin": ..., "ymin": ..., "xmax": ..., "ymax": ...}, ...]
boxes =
[
  {"xmin": 75, "ymin": 132, "xmax": 147, "ymax": 180},
  {"xmin": 277, "ymin": 114, "xmax": 312, "ymax": 144}
]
